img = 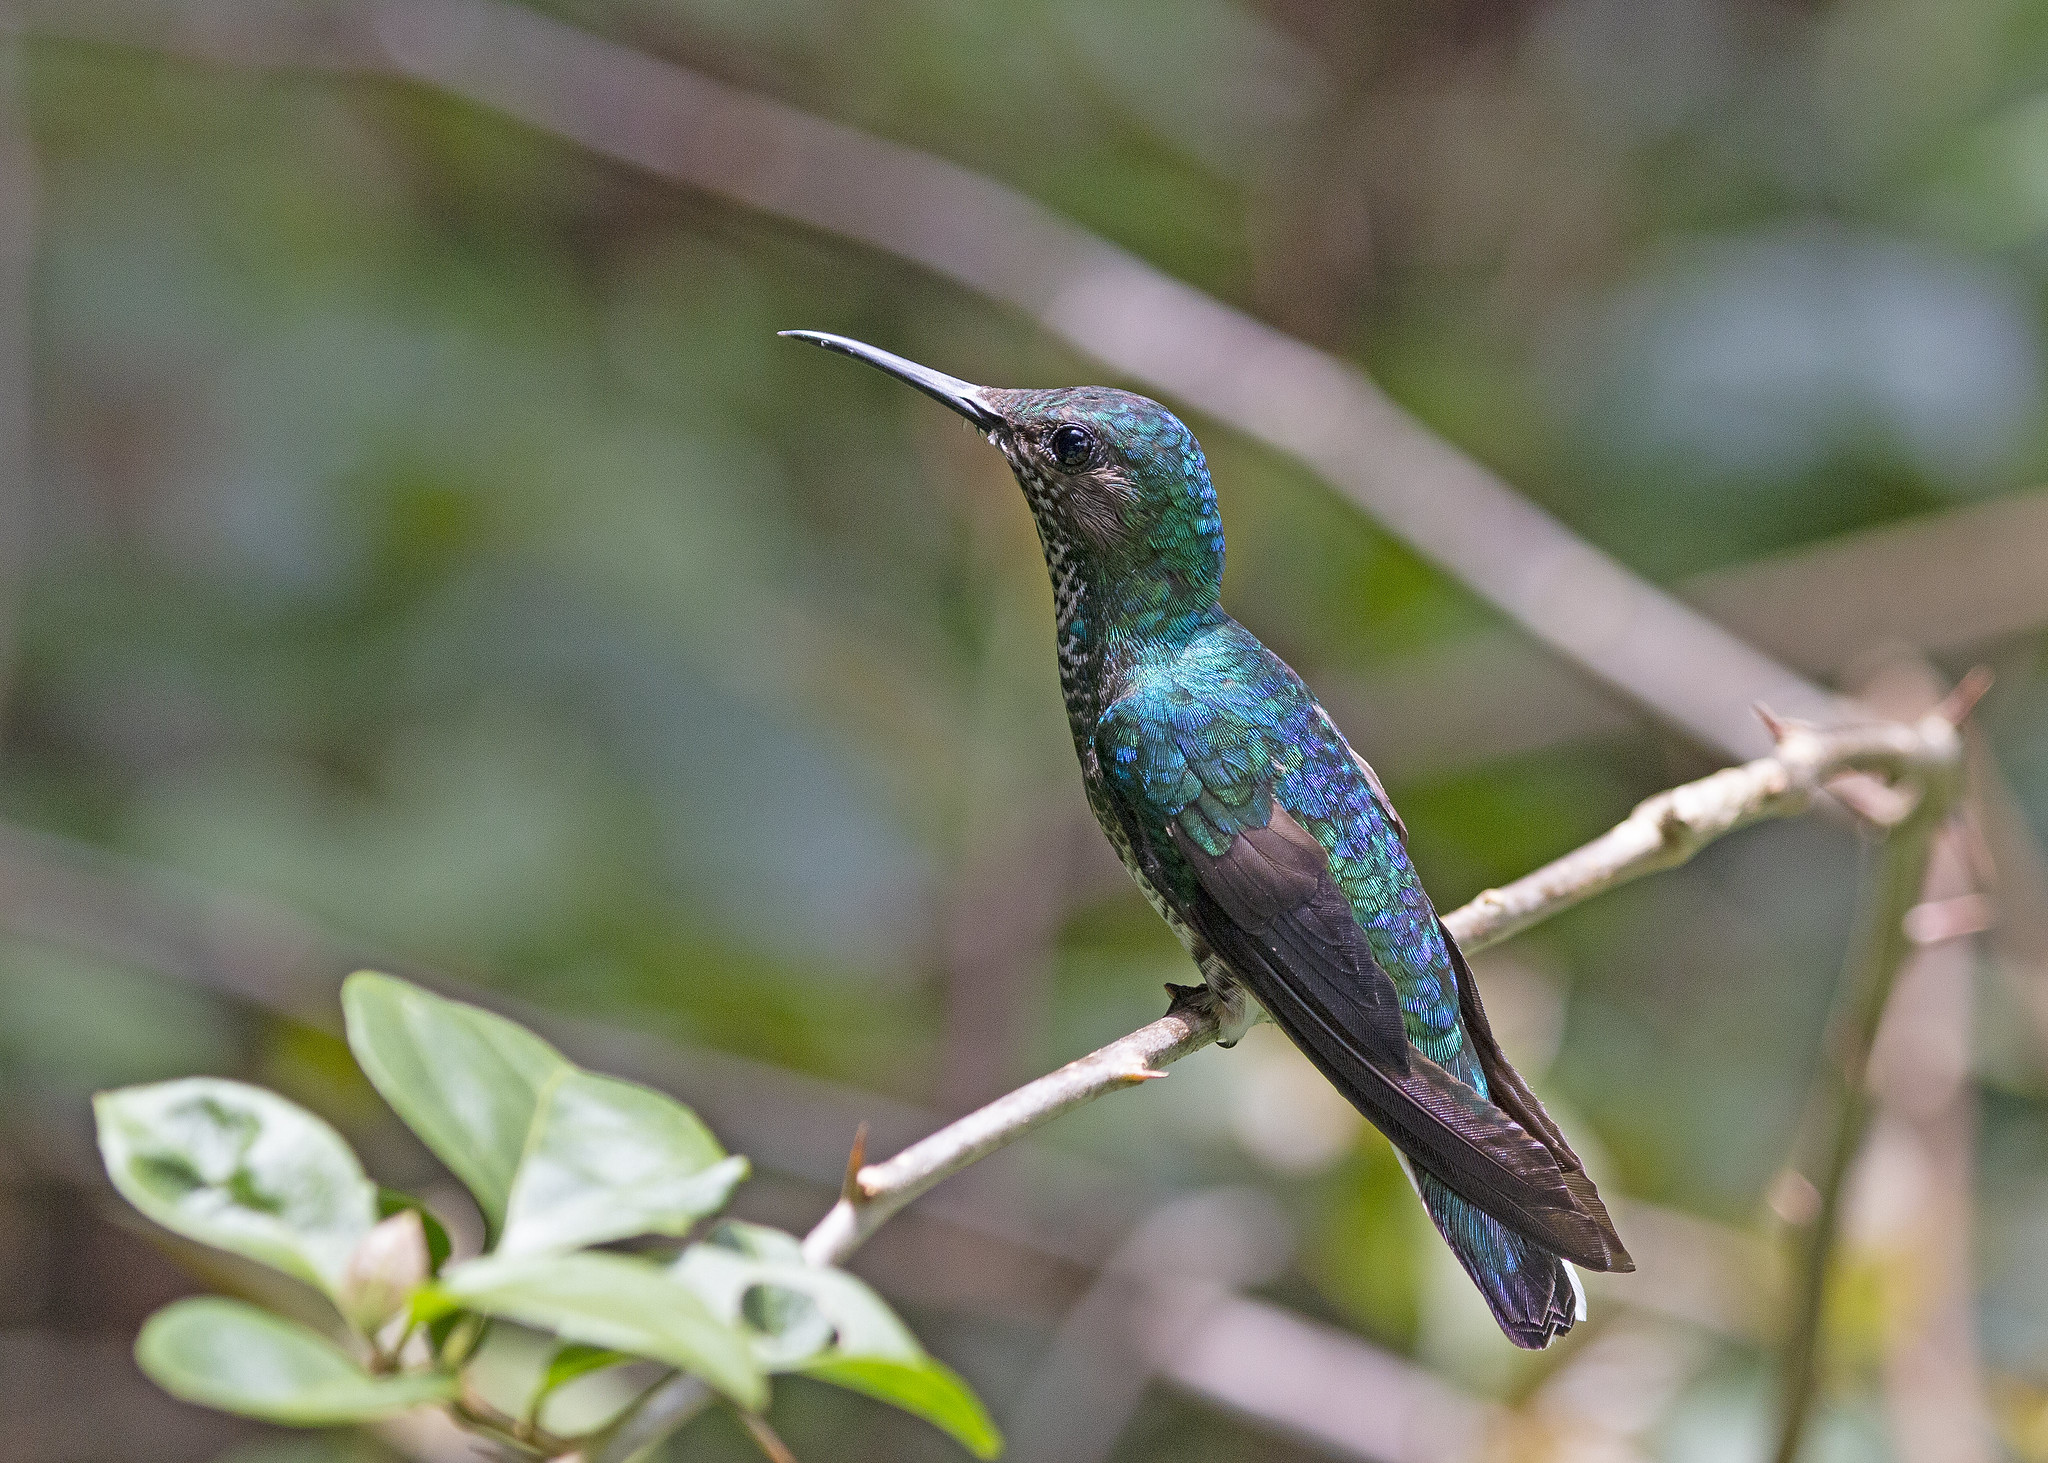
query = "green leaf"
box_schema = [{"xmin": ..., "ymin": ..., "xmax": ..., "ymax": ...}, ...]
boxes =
[
  {"xmin": 500, "ymin": 1070, "xmax": 748, "ymax": 1256},
  {"xmin": 675, "ymin": 1223, "xmax": 1001, "ymax": 1458},
  {"xmin": 537, "ymin": 1342, "xmax": 634, "ymax": 1397},
  {"xmin": 679, "ymin": 1223, "xmax": 831, "ymax": 1366},
  {"xmin": 699, "ymin": 1221, "xmax": 806, "ymax": 1263},
  {"xmin": 342, "ymin": 972, "xmax": 568, "ymax": 1232},
  {"xmin": 344, "ymin": 975, "xmax": 748, "ymax": 1254},
  {"xmin": 428, "ymin": 1251, "xmax": 765, "ymax": 1409},
  {"xmin": 95, "ymin": 1078, "xmax": 376, "ymax": 1301},
  {"xmin": 795, "ymin": 1355, "xmax": 1002, "ymax": 1460},
  {"xmin": 676, "ymin": 1223, "xmax": 912, "ymax": 1361},
  {"xmin": 137, "ymin": 1298, "xmax": 454, "ymax": 1424}
]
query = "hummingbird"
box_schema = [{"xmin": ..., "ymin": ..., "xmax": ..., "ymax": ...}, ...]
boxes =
[{"xmin": 781, "ymin": 331, "xmax": 1633, "ymax": 1346}]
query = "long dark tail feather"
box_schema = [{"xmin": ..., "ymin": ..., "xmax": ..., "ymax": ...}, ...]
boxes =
[
  {"xmin": 1440, "ymin": 920, "xmax": 1633, "ymax": 1273},
  {"xmin": 1413, "ymin": 1166, "xmax": 1583, "ymax": 1349},
  {"xmin": 1221, "ymin": 930, "xmax": 1625, "ymax": 1269}
]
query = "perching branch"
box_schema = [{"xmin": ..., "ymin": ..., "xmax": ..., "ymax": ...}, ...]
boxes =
[
  {"xmin": 802, "ymin": 994, "xmax": 1208, "ymax": 1268},
  {"xmin": 594, "ymin": 698, "xmax": 1976, "ymax": 1463},
  {"xmin": 811, "ymin": 706, "xmax": 1973, "ymax": 1266},
  {"xmin": 1448, "ymin": 710, "xmax": 1960, "ymax": 949}
]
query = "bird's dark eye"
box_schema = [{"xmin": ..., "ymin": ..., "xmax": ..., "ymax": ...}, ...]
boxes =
[{"xmin": 1049, "ymin": 424, "xmax": 1095, "ymax": 469}]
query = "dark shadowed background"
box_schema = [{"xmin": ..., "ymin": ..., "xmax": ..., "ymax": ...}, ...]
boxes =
[{"xmin": 2, "ymin": 1, "xmax": 2047, "ymax": 1460}]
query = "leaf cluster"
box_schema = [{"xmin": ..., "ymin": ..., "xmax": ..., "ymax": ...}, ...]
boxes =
[{"xmin": 95, "ymin": 973, "xmax": 1000, "ymax": 1459}]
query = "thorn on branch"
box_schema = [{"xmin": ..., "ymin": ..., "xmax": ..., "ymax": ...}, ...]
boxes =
[
  {"xmin": 840, "ymin": 1123, "xmax": 869, "ymax": 1204},
  {"xmin": 1934, "ymin": 666, "xmax": 1994, "ymax": 728},
  {"xmin": 1766, "ymin": 1168, "xmax": 1822, "ymax": 1227},
  {"xmin": 1903, "ymin": 892, "xmax": 1995, "ymax": 946},
  {"xmin": 1754, "ymin": 701, "xmax": 1789, "ymax": 741}
]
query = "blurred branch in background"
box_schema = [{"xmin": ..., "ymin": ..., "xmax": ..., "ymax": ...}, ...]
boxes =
[
  {"xmin": 1771, "ymin": 676, "xmax": 1972, "ymax": 1463},
  {"xmin": 0, "ymin": 19, "xmax": 32, "ymax": 722},
  {"xmin": 1516, "ymin": 1318, "xmax": 1707, "ymax": 1462},
  {"xmin": 1866, "ymin": 840, "xmax": 1995, "ymax": 1460},
  {"xmin": 1334, "ymin": 487, "xmax": 2048, "ymax": 776},
  {"xmin": 1858, "ymin": 660, "xmax": 1999, "ymax": 1463},
  {"xmin": 1969, "ymin": 725, "xmax": 2048, "ymax": 1060},
  {"xmin": 1001, "ymin": 1191, "xmax": 1296, "ymax": 1463},
  {"xmin": 1156, "ymin": 1292, "xmax": 1504, "ymax": 1463},
  {"xmin": 26, "ymin": 0, "xmax": 1854, "ymax": 761}
]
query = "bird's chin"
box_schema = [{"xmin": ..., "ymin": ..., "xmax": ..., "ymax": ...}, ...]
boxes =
[{"xmin": 992, "ymin": 441, "xmax": 1036, "ymax": 483}]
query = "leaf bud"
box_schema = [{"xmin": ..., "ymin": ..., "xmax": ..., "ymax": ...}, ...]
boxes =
[{"xmin": 341, "ymin": 1209, "xmax": 430, "ymax": 1333}]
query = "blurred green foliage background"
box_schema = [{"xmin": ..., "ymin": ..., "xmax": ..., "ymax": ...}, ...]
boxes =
[{"xmin": 4, "ymin": 1, "xmax": 2048, "ymax": 1460}]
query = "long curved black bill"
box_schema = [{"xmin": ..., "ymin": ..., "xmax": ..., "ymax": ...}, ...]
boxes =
[{"xmin": 779, "ymin": 331, "xmax": 1003, "ymax": 431}]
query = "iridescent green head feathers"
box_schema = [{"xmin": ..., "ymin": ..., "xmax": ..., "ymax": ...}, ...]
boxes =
[{"xmin": 780, "ymin": 332, "xmax": 1225, "ymax": 630}]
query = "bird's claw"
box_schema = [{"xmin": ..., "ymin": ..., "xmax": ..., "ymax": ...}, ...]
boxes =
[
  {"xmin": 1163, "ymin": 981, "xmax": 1210, "ymax": 1014},
  {"xmin": 1212, "ymin": 992, "xmax": 1260, "ymax": 1048},
  {"xmin": 1166, "ymin": 971, "xmax": 1259, "ymax": 1047}
]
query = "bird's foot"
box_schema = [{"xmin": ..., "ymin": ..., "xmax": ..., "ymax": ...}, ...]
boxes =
[
  {"xmin": 1162, "ymin": 979, "xmax": 1264, "ymax": 1047},
  {"xmin": 1202, "ymin": 957, "xmax": 1262, "ymax": 1048},
  {"xmin": 1191, "ymin": 965, "xmax": 1265, "ymax": 1047},
  {"xmin": 1212, "ymin": 989, "xmax": 1261, "ymax": 1048}
]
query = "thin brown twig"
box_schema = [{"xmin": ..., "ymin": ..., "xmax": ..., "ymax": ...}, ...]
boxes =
[
  {"xmin": 738, "ymin": 1410, "xmax": 801, "ymax": 1463},
  {"xmin": 802, "ymin": 984, "xmax": 1207, "ymax": 1269}
]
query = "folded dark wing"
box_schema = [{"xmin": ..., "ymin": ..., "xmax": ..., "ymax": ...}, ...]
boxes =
[{"xmin": 1170, "ymin": 808, "xmax": 1622, "ymax": 1271}]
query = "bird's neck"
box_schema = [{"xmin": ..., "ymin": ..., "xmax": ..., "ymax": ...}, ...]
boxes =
[{"xmin": 1036, "ymin": 519, "xmax": 1223, "ymax": 747}]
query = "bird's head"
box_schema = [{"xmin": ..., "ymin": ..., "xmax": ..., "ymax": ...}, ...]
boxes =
[{"xmin": 782, "ymin": 332, "xmax": 1225, "ymax": 626}]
